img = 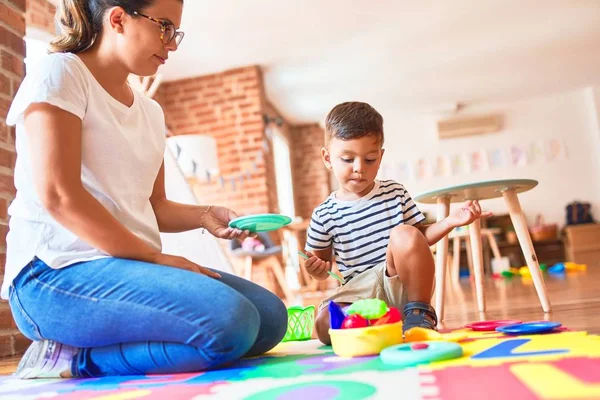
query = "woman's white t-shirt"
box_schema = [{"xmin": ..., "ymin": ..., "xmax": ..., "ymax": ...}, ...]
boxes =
[{"xmin": 1, "ymin": 52, "xmax": 166, "ymax": 299}]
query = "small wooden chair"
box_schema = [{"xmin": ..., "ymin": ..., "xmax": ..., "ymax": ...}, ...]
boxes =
[{"xmin": 229, "ymin": 232, "xmax": 295, "ymax": 304}]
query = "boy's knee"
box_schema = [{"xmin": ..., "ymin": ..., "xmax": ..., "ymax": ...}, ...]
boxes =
[
  {"xmin": 315, "ymin": 309, "xmax": 331, "ymax": 345},
  {"xmin": 389, "ymin": 225, "xmax": 425, "ymax": 250}
]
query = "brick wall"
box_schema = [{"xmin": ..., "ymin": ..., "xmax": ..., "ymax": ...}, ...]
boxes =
[
  {"xmin": 156, "ymin": 66, "xmax": 279, "ymax": 216},
  {"xmin": 0, "ymin": 0, "xmax": 30, "ymax": 358},
  {"xmin": 290, "ymin": 124, "xmax": 331, "ymax": 219},
  {"xmin": 25, "ymin": 0, "xmax": 54, "ymax": 34}
]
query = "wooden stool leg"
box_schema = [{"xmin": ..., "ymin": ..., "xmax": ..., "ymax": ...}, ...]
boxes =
[
  {"xmin": 469, "ymin": 219, "xmax": 486, "ymax": 312},
  {"xmin": 244, "ymin": 256, "xmax": 253, "ymax": 281},
  {"xmin": 434, "ymin": 196, "xmax": 451, "ymax": 321},
  {"xmin": 232, "ymin": 262, "xmax": 242, "ymax": 277},
  {"xmin": 269, "ymin": 256, "xmax": 295, "ymax": 304},
  {"xmin": 502, "ymin": 189, "xmax": 551, "ymax": 313},
  {"xmin": 465, "ymin": 237, "xmax": 474, "ymax": 277},
  {"xmin": 487, "ymin": 232, "xmax": 502, "ymax": 260},
  {"xmin": 452, "ymin": 237, "xmax": 461, "ymax": 284}
]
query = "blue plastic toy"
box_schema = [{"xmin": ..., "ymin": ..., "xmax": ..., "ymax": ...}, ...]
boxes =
[
  {"xmin": 548, "ymin": 263, "xmax": 565, "ymax": 274},
  {"xmin": 328, "ymin": 301, "xmax": 346, "ymax": 330}
]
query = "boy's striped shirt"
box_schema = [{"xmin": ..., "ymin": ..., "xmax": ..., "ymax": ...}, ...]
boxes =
[{"xmin": 305, "ymin": 180, "xmax": 425, "ymax": 283}]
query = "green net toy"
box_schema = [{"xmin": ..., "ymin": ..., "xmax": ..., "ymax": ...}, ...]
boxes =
[
  {"xmin": 346, "ymin": 299, "xmax": 388, "ymax": 320},
  {"xmin": 282, "ymin": 305, "xmax": 315, "ymax": 342}
]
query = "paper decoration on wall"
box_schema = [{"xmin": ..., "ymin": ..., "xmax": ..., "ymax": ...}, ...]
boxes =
[
  {"xmin": 470, "ymin": 150, "xmax": 489, "ymax": 173},
  {"xmin": 432, "ymin": 155, "xmax": 452, "ymax": 178},
  {"xmin": 167, "ymin": 131, "xmax": 269, "ymax": 192},
  {"xmin": 488, "ymin": 148, "xmax": 508, "ymax": 169},
  {"xmin": 396, "ymin": 161, "xmax": 413, "ymax": 182},
  {"xmin": 546, "ymin": 138, "xmax": 568, "ymax": 161},
  {"xmin": 414, "ymin": 158, "xmax": 432, "ymax": 180},
  {"xmin": 510, "ymin": 145, "xmax": 529, "ymax": 167},
  {"xmin": 377, "ymin": 162, "xmax": 413, "ymax": 182},
  {"xmin": 265, "ymin": 126, "xmax": 274, "ymax": 141},
  {"xmin": 373, "ymin": 137, "xmax": 568, "ymax": 183},
  {"xmin": 529, "ymin": 141, "xmax": 546, "ymax": 163},
  {"xmin": 451, "ymin": 154, "xmax": 471, "ymax": 175},
  {"xmin": 256, "ymin": 152, "xmax": 264, "ymax": 164},
  {"xmin": 171, "ymin": 127, "xmax": 569, "ymax": 190}
]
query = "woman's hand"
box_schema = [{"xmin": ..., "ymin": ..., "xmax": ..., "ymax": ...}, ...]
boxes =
[
  {"xmin": 151, "ymin": 253, "xmax": 221, "ymax": 279},
  {"xmin": 202, "ymin": 206, "xmax": 253, "ymax": 240}
]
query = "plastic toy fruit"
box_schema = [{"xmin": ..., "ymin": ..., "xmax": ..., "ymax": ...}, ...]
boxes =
[
  {"xmin": 341, "ymin": 314, "xmax": 369, "ymax": 329},
  {"xmin": 372, "ymin": 307, "xmax": 402, "ymax": 326},
  {"xmin": 346, "ymin": 299, "xmax": 388, "ymax": 320}
]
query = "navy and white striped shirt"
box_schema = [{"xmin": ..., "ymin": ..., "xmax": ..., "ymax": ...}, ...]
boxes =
[{"xmin": 305, "ymin": 180, "xmax": 425, "ymax": 283}]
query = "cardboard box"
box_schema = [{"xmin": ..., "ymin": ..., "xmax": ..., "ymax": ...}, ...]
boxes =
[{"xmin": 564, "ymin": 223, "xmax": 600, "ymax": 267}]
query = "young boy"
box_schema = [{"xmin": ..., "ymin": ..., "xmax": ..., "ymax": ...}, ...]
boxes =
[{"xmin": 303, "ymin": 102, "xmax": 491, "ymax": 345}]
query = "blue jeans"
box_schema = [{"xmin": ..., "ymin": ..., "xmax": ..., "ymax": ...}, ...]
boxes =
[{"xmin": 8, "ymin": 257, "xmax": 288, "ymax": 377}]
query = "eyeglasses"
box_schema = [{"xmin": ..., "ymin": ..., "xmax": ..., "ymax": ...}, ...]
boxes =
[{"xmin": 133, "ymin": 11, "xmax": 185, "ymax": 46}]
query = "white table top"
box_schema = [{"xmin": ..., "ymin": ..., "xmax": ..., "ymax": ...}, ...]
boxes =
[{"xmin": 414, "ymin": 179, "xmax": 538, "ymax": 204}]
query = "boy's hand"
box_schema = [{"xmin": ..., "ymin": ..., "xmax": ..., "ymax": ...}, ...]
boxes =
[
  {"xmin": 303, "ymin": 251, "xmax": 331, "ymax": 281},
  {"xmin": 446, "ymin": 200, "xmax": 493, "ymax": 228}
]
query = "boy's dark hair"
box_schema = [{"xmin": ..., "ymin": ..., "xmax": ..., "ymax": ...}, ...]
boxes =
[{"xmin": 324, "ymin": 102, "xmax": 384, "ymax": 146}]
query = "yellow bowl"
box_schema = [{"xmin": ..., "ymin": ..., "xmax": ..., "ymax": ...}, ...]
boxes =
[{"xmin": 329, "ymin": 322, "xmax": 403, "ymax": 357}]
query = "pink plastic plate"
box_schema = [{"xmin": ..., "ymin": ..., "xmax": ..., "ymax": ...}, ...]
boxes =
[{"xmin": 464, "ymin": 320, "xmax": 522, "ymax": 331}]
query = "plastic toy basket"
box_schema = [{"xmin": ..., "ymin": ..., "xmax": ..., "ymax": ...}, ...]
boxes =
[{"xmin": 282, "ymin": 305, "xmax": 315, "ymax": 342}]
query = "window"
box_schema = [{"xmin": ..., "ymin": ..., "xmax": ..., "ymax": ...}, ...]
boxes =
[{"xmin": 272, "ymin": 127, "xmax": 296, "ymax": 218}]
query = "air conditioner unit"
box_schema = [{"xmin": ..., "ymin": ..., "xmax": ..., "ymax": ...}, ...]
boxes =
[{"xmin": 437, "ymin": 113, "xmax": 503, "ymax": 139}]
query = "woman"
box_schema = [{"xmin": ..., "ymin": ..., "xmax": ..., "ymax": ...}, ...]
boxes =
[{"xmin": 4, "ymin": 0, "xmax": 287, "ymax": 378}]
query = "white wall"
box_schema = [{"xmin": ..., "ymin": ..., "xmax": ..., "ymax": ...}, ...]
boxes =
[
  {"xmin": 377, "ymin": 89, "xmax": 600, "ymax": 227},
  {"xmin": 587, "ymin": 87, "xmax": 600, "ymax": 182}
]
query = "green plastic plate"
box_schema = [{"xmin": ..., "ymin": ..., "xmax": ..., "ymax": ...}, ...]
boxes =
[
  {"xmin": 228, "ymin": 214, "xmax": 292, "ymax": 232},
  {"xmin": 380, "ymin": 341, "xmax": 463, "ymax": 367}
]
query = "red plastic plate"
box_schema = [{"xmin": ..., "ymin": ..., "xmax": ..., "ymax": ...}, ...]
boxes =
[{"xmin": 464, "ymin": 320, "xmax": 522, "ymax": 331}]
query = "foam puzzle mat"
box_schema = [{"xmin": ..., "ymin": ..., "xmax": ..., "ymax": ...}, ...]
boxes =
[{"xmin": 1, "ymin": 326, "xmax": 599, "ymax": 399}]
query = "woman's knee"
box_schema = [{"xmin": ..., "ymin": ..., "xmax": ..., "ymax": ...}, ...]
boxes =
[
  {"xmin": 243, "ymin": 295, "xmax": 288, "ymax": 357},
  {"xmin": 266, "ymin": 297, "xmax": 288, "ymax": 344},
  {"xmin": 200, "ymin": 293, "xmax": 261, "ymax": 363}
]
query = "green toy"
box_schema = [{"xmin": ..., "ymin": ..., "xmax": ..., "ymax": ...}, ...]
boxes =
[
  {"xmin": 539, "ymin": 263, "xmax": 548, "ymax": 271},
  {"xmin": 346, "ymin": 299, "xmax": 388, "ymax": 320},
  {"xmin": 228, "ymin": 213, "xmax": 292, "ymax": 232},
  {"xmin": 501, "ymin": 270, "xmax": 515, "ymax": 278},
  {"xmin": 282, "ymin": 305, "xmax": 315, "ymax": 342}
]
